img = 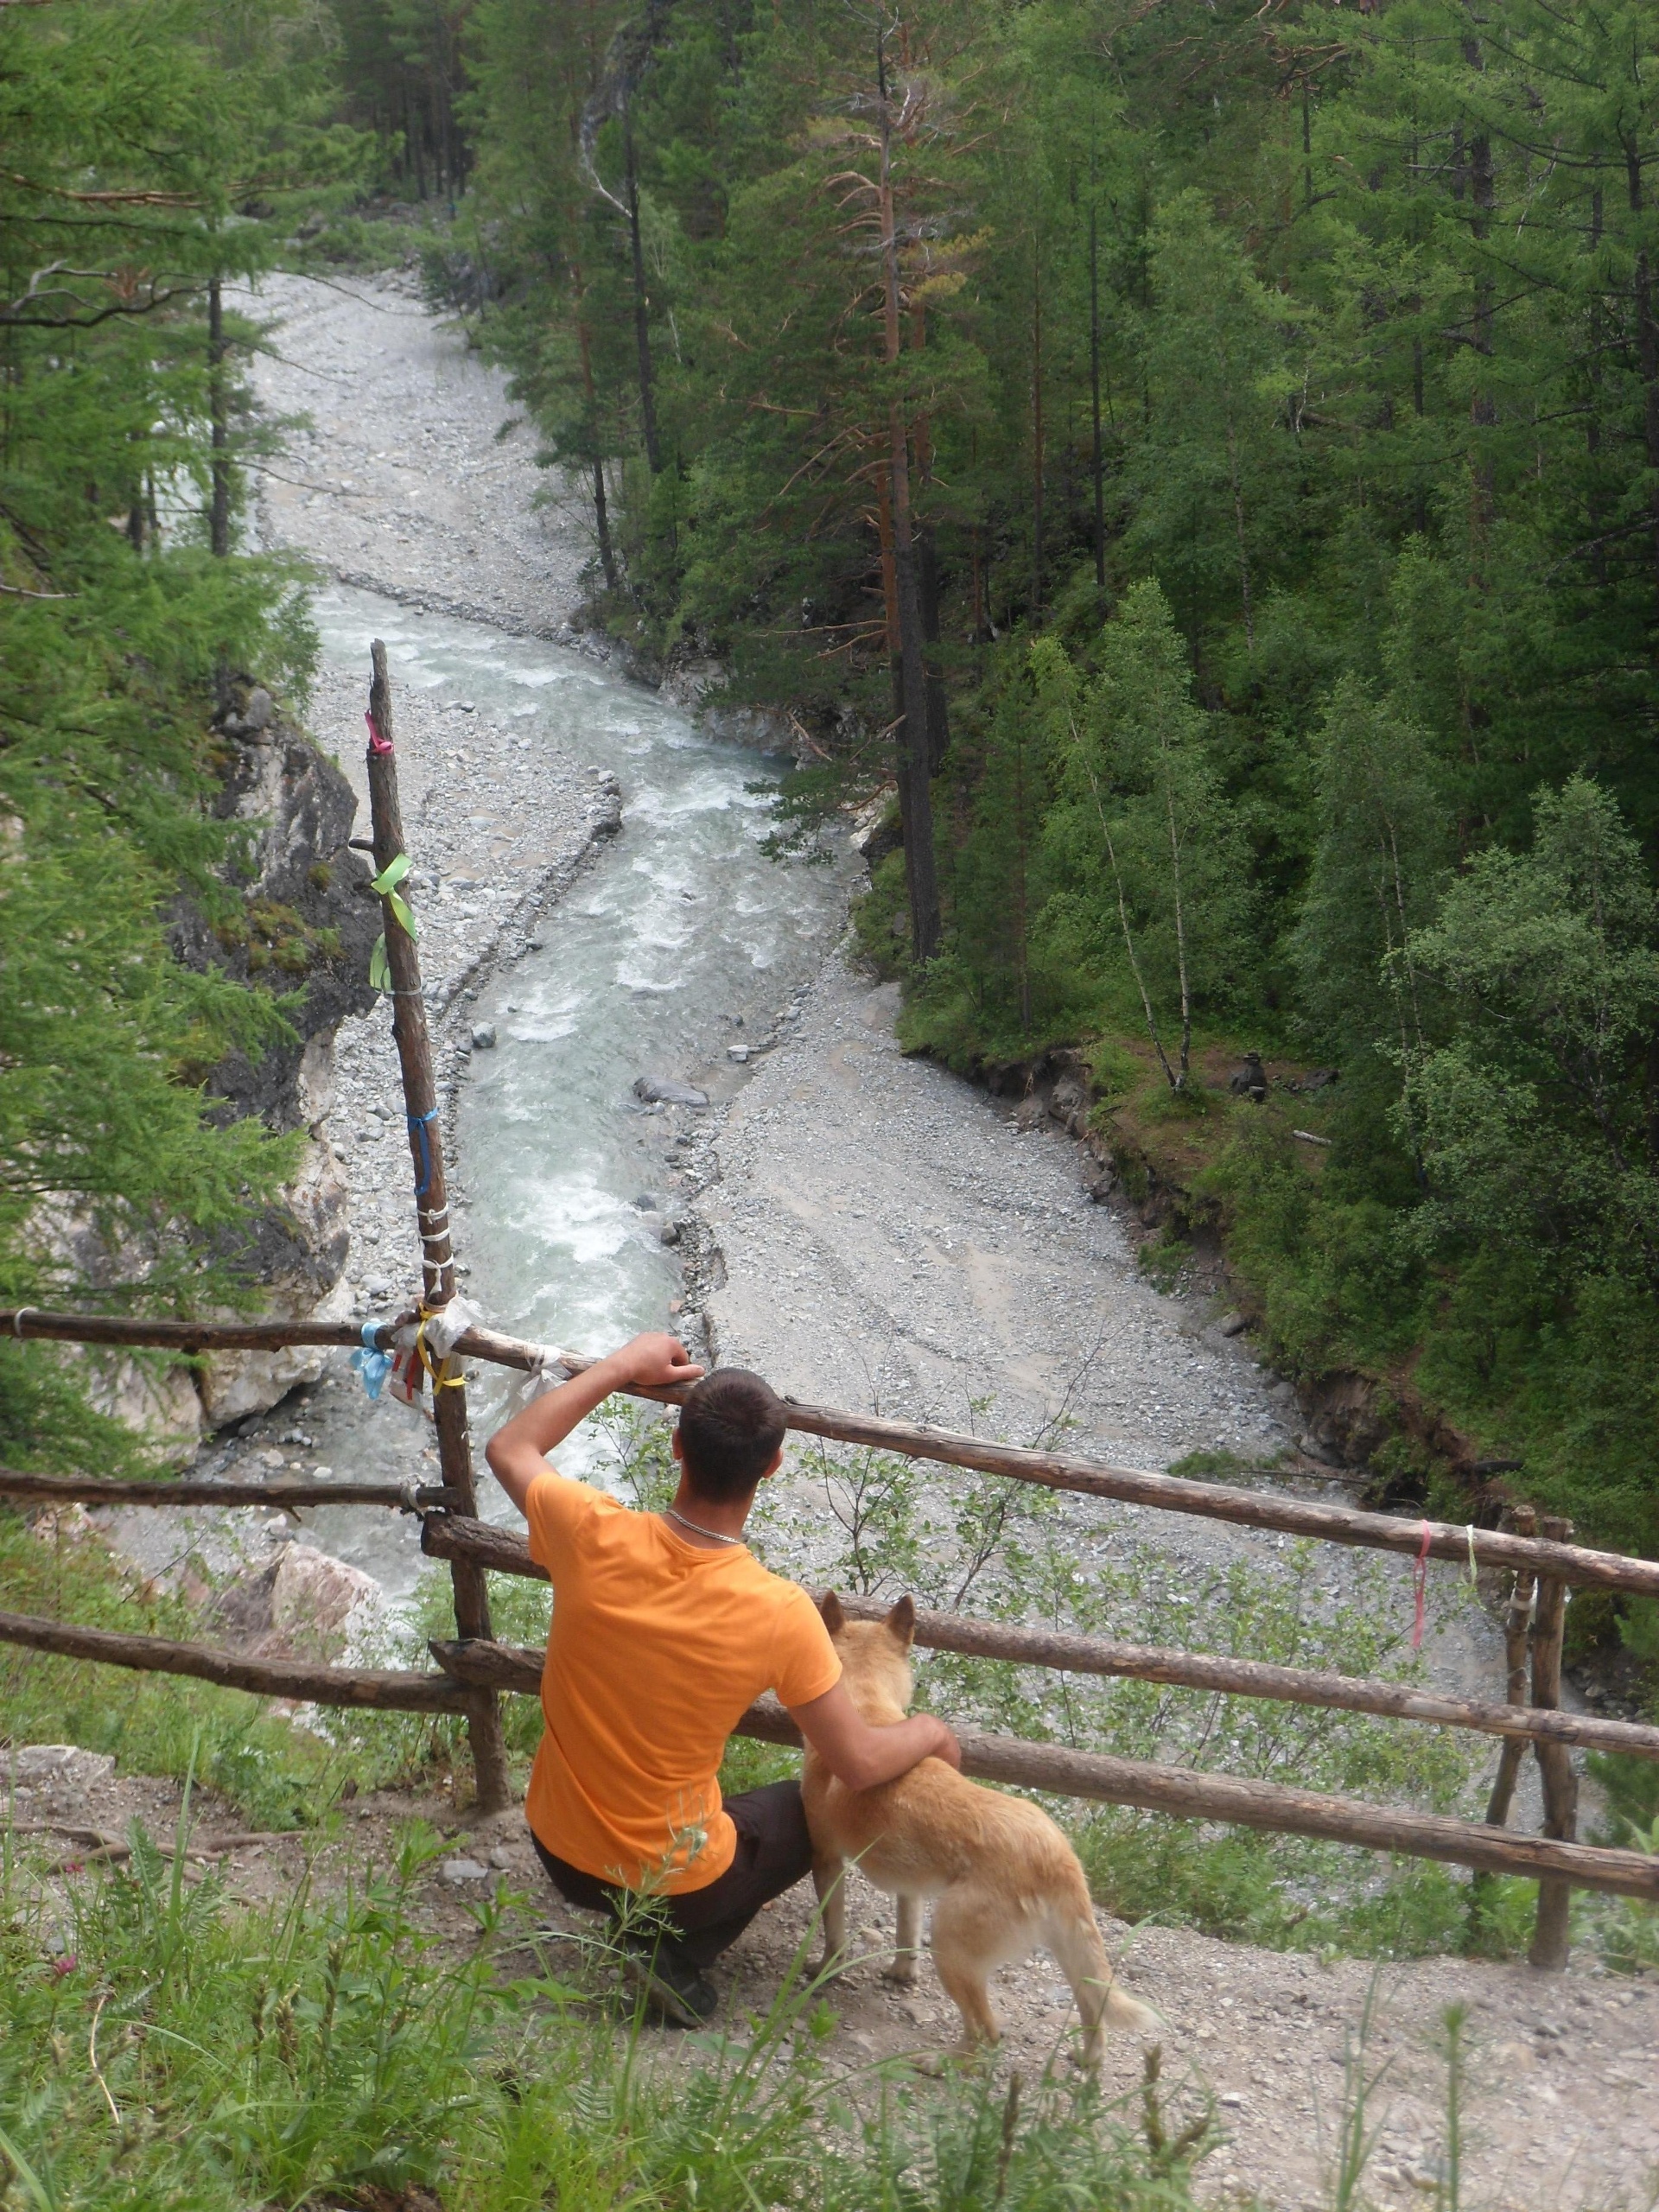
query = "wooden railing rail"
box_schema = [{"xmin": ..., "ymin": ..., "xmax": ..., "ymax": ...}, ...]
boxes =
[
  {"xmin": 0, "ymin": 1607, "xmax": 469, "ymax": 1712},
  {"xmin": 419, "ymin": 1515, "xmax": 1659, "ymax": 1764},
  {"xmin": 4, "ymin": 1308, "xmax": 1658, "ymax": 1600},
  {"xmin": 3, "ymin": 1605, "xmax": 1655, "ymax": 1901},
  {"xmin": 420, "ymin": 1640, "xmax": 1659, "ymax": 1903},
  {"xmin": 0, "ymin": 1470, "xmax": 460, "ymax": 1513}
]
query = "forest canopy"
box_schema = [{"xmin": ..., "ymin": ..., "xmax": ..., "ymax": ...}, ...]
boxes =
[{"xmin": 429, "ymin": 0, "xmax": 1659, "ymax": 1573}]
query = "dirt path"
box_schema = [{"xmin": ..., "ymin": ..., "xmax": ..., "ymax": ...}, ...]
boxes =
[{"xmin": 11, "ymin": 1749, "xmax": 1656, "ymax": 2212}]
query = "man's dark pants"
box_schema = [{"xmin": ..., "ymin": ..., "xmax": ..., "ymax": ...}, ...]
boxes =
[{"xmin": 532, "ymin": 1781, "xmax": 814, "ymax": 1970}]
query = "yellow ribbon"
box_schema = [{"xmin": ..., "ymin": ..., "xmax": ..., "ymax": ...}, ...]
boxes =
[{"xmin": 415, "ymin": 1311, "xmax": 466, "ymax": 1391}]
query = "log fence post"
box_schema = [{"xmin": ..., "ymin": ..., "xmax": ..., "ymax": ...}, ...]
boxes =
[
  {"xmin": 1468, "ymin": 1503, "xmax": 1535, "ymax": 1950},
  {"xmin": 365, "ymin": 639, "xmax": 512, "ymax": 1815},
  {"xmin": 1529, "ymin": 1513, "xmax": 1579, "ymax": 1970},
  {"xmin": 1483, "ymin": 1503, "xmax": 1539, "ymax": 1830}
]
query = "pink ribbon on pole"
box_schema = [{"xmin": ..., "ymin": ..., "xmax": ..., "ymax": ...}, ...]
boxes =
[
  {"xmin": 1411, "ymin": 1519, "xmax": 1433, "ymax": 1649},
  {"xmin": 365, "ymin": 710, "xmax": 393, "ymax": 757}
]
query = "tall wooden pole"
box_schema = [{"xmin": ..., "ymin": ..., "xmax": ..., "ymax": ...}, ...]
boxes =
[
  {"xmin": 1529, "ymin": 1514, "xmax": 1580, "ymax": 1970},
  {"xmin": 365, "ymin": 639, "xmax": 512, "ymax": 1815}
]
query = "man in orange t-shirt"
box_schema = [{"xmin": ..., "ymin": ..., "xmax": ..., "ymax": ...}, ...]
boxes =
[{"xmin": 486, "ymin": 1332, "xmax": 960, "ymax": 2026}]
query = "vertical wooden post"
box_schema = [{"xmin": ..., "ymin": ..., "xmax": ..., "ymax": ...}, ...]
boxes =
[
  {"xmin": 365, "ymin": 640, "xmax": 512, "ymax": 1816},
  {"xmin": 1467, "ymin": 1504, "xmax": 1535, "ymax": 1950},
  {"xmin": 1484, "ymin": 1503, "xmax": 1538, "ymax": 1830},
  {"xmin": 1529, "ymin": 1513, "xmax": 1579, "ymax": 1970}
]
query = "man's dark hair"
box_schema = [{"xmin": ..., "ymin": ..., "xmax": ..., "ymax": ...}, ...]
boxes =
[{"xmin": 677, "ymin": 1368, "xmax": 786, "ymax": 1503}]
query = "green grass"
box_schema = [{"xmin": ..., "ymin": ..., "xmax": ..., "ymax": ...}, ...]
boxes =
[{"xmin": 0, "ymin": 1808, "xmax": 1222, "ymax": 2212}]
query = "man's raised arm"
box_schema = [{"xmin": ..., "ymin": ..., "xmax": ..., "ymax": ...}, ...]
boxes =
[{"xmin": 484, "ymin": 1332, "xmax": 704, "ymax": 1516}]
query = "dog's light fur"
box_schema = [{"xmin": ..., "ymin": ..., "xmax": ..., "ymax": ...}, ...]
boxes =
[{"xmin": 802, "ymin": 1592, "xmax": 1158, "ymax": 2065}]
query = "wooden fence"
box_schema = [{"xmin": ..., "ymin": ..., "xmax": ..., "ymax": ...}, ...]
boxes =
[{"xmin": 3, "ymin": 643, "xmax": 1656, "ymax": 1971}]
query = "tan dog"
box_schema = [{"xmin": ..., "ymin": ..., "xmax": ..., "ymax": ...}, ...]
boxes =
[{"xmin": 801, "ymin": 1592, "xmax": 1157, "ymax": 2065}]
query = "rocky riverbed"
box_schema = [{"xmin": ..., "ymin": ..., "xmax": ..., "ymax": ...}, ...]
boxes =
[{"xmin": 57, "ymin": 266, "xmax": 1654, "ymax": 2212}]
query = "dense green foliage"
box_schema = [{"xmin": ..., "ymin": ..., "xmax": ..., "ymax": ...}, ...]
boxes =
[
  {"xmin": 0, "ymin": 0, "xmax": 370, "ymax": 1466},
  {"xmin": 435, "ymin": 0, "xmax": 1659, "ymax": 1573}
]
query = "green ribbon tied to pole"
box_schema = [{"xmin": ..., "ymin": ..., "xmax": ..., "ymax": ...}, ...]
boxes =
[
  {"xmin": 368, "ymin": 854, "xmax": 417, "ymax": 995},
  {"xmin": 370, "ymin": 852, "xmax": 419, "ymax": 939}
]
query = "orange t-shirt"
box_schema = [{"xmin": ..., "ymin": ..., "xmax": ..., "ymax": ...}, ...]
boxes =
[{"xmin": 522, "ymin": 1474, "xmax": 842, "ymax": 1894}]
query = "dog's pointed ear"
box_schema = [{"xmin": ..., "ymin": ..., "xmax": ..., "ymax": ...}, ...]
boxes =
[
  {"xmin": 884, "ymin": 1593, "xmax": 916, "ymax": 1649},
  {"xmin": 817, "ymin": 1589, "xmax": 846, "ymax": 1637}
]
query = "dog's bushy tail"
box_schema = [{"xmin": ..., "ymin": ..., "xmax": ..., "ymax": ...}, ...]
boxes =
[{"xmin": 1045, "ymin": 1899, "xmax": 1160, "ymax": 2056}]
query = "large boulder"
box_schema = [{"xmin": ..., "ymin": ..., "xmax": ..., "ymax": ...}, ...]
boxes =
[{"xmin": 209, "ymin": 1541, "xmax": 386, "ymax": 1665}]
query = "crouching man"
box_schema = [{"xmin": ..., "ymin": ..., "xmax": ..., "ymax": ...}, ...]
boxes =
[{"xmin": 485, "ymin": 1332, "xmax": 959, "ymax": 2026}]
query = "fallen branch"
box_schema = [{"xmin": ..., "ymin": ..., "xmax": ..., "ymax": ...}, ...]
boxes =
[
  {"xmin": 420, "ymin": 1522, "xmax": 1659, "ymax": 1762},
  {"xmin": 3, "ymin": 1819, "xmax": 292, "ymax": 1868},
  {"xmin": 425, "ymin": 1645, "xmax": 1659, "ymax": 1903}
]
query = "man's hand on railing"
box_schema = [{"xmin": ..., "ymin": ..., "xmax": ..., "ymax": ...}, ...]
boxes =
[{"xmin": 484, "ymin": 1332, "xmax": 706, "ymax": 1514}]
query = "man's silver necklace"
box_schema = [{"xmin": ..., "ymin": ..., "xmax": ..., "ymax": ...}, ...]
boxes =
[{"xmin": 663, "ymin": 1504, "xmax": 746, "ymax": 1548}]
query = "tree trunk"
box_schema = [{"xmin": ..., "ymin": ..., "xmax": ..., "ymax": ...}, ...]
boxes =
[
  {"xmin": 877, "ymin": 468, "xmax": 904, "ymax": 728},
  {"xmin": 1030, "ymin": 238, "xmax": 1045, "ymax": 621},
  {"xmin": 1226, "ymin": 413, "xmax": 1253, "ymax": 652},
  {"xmin": 624, "ymin": 92, "xmax": 663, "ymax": 472},
  {"xmin": 575, "ymin": 294, "xmax": 619, "ymax": 589},
  {"xmin": 1463, "ymin": 40, "xmax": 1496, "ymax": 560},
  {"xmin": 1625, "ymin": 141, "xmax": 1659, "ymax": 620},
  {"xmin": 1587, "ymin": 187, "xmax": 1607, "ymax": 588},
  {"xmin": 917, "ymin": 525, "xmax": 950, "ymax": 774},
  {"xmin": 876, "ymin": 29, "xmax": 940, "ymax": 962},
  {"xmin": 908, "ymin": 302, "xmax": 950, "ymax": 772},
  {"xmin": 208, "ymin": 274, "xmax": 230, "ymax": 558},
  {"xmin": 1163, "ymin": 756, "xmax": 1192, "ymax": 1086},
  {"xmin": 1090, "ymin": 197, "xmax": 1106, "ymax": 591}
]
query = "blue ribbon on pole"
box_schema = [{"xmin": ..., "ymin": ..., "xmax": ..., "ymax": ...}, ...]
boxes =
[
  {"xmin": 408, "ymin": 1107, "xmax": 438, "ymax": 1198},
  {"xmin": 350, "ymin": 1320, "xmax": 393, "ymax": 1402}
]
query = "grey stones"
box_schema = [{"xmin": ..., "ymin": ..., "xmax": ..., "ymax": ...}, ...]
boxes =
[
  {"xmin": 632, "ymin": 1076, "xmax": 709, "ymax": 1108},
  {"xmin": 5, "ymin": 1745, "xmax": 116, "ymax": 1789},
  {"xmin": 440, "ymin": 1857, "xmax": 491, "ymax": 1884},
  {"xmin": 471, "ymin": 1024, "xmax": 498, "ymax": 1050}
]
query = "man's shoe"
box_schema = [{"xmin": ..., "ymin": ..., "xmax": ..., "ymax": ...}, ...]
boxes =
[{"xmin": 621, "ymin": 1942, "xmax": 718, "ymax": 2029}]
